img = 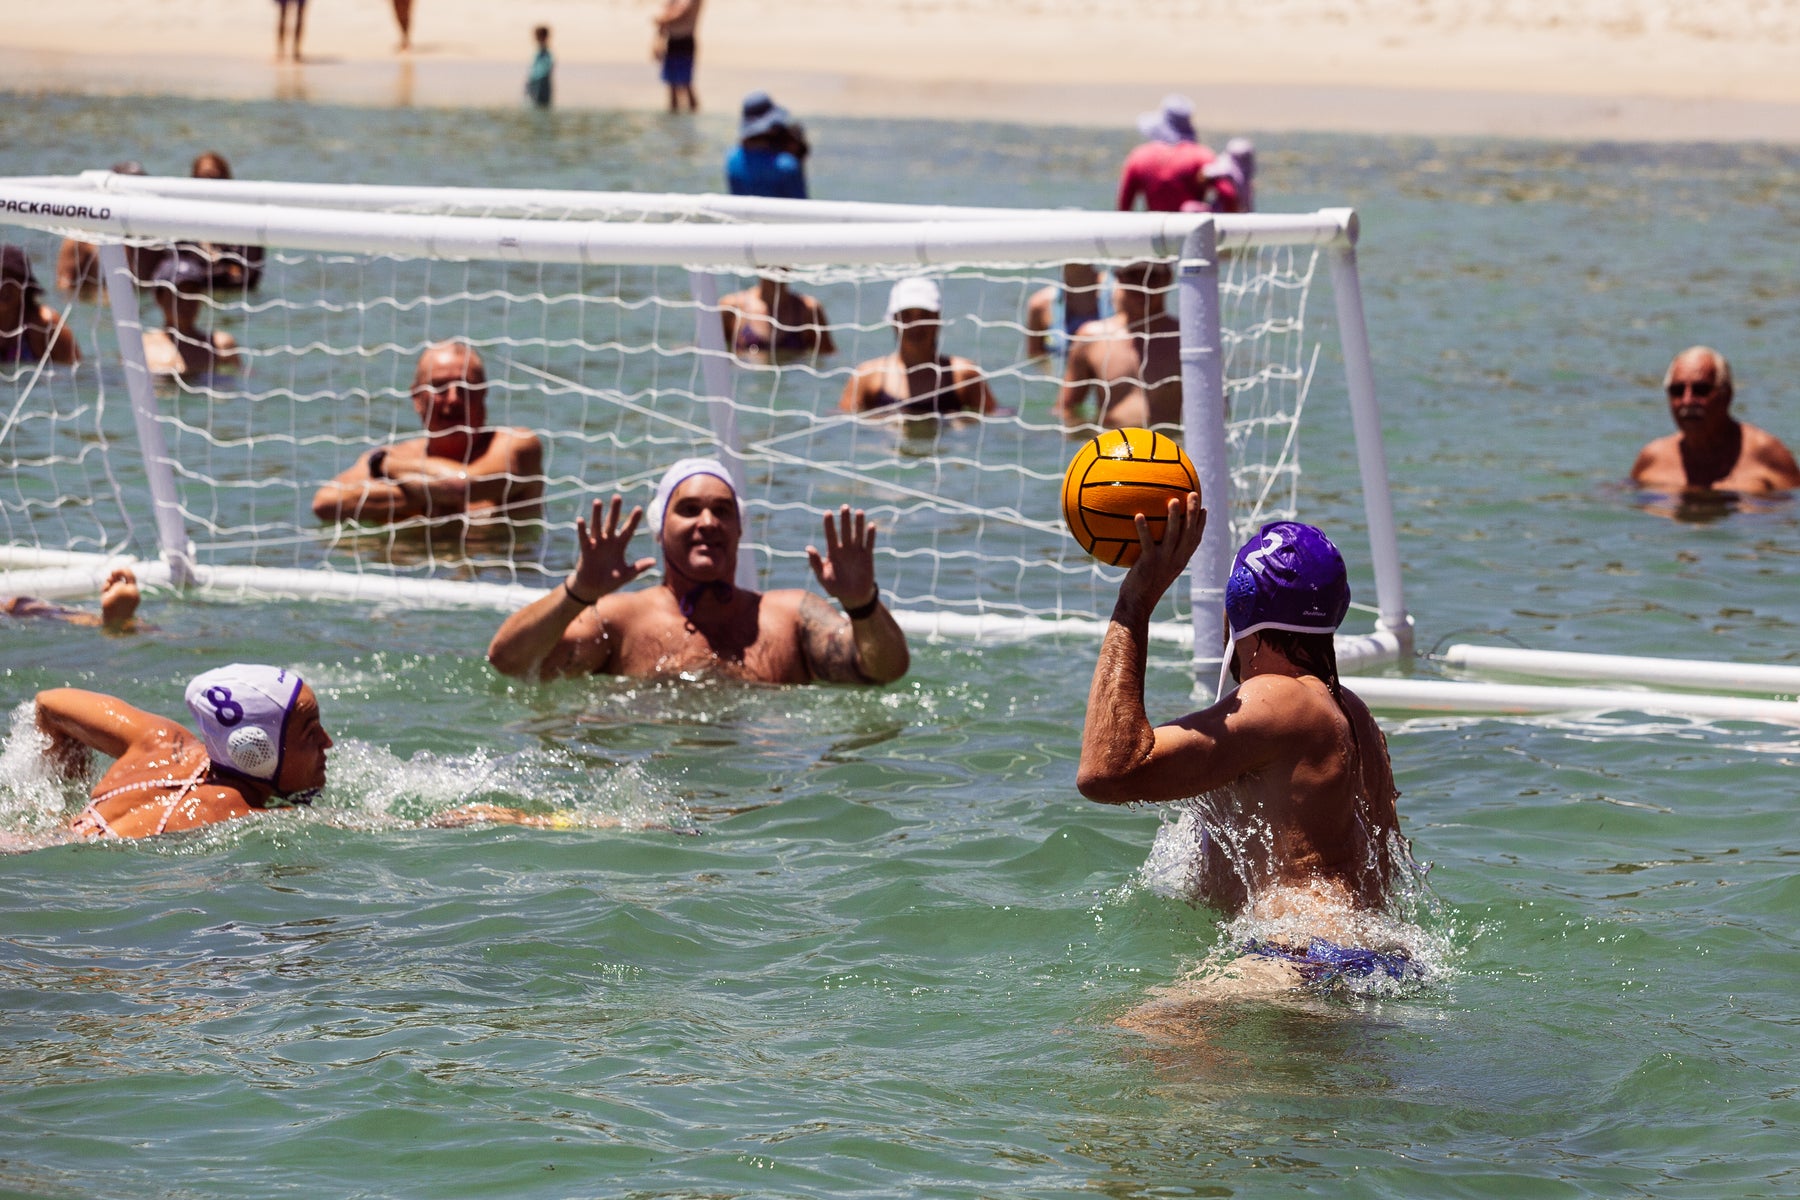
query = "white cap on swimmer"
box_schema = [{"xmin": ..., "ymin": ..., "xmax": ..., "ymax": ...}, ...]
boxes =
[
  {"xmin": 184, "ymin": 664, "xmax": 305, "ymax": 783},
  {"xmin": 884, "ymin": 277, "xmax": 941, "ymax": 320},
  {"xmin": 645, "ymin": 457, "xmax": 738, "ymax": 544}
]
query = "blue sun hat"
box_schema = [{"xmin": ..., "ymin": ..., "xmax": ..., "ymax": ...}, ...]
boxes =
[
  {"xmin": 1225, "ymin": 521, "xmax": 1351, "ymax": 641},
  {"xmin": 739, "ymin": 91, "xmax": 792, "ymax": 142}
]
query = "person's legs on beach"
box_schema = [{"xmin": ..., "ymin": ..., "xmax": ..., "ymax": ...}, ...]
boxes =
[
  {"xmin": 290, "ymin": 0, "xmax": 306, "ymax": 61},
  {"xmin": 274, "ymin": 0, "xmax": 290, "ymax": 62},
  {"xmin": 392, "ymin": 0, "xmax": 413, "ymax": 51}
]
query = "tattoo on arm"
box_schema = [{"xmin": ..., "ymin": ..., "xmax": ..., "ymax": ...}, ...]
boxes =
[{"xmin": 799, "ymin": 592, "xmax": 868, "ymax": 684}]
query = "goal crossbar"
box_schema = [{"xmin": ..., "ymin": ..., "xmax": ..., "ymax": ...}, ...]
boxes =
[{"xmin": 0, "ymin": 175, "xmax": 1401, "ymax": 699}]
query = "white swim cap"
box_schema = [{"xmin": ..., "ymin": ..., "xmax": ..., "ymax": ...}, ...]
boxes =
[
  {"xmin": 885, "ymin": 277, "xmax": 941, "ymax": 320},
  {"xmin": 185, "ymin": 664, "xmax": 305, "ymax": 783},
  {"xmin": 646, "ymin": 457, "xmax": 738, "ymax": 543}
]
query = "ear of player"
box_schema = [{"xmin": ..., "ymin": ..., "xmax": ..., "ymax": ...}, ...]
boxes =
[{"xmin": 1060, "ymin": 428, "xmax": 1200, "ymax": 566}]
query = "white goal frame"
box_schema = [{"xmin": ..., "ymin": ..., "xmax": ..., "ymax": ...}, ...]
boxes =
[{"xmin": 0, "ymin": 173, "xmax": 1412, "ymax": 697}]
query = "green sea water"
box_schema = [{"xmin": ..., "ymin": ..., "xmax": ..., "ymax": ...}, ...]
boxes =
[{"xmin": 3, "ymin": 95, "xmax": 1800, "ymax": 1198}]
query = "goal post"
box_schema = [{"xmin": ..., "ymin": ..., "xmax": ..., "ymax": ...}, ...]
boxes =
[{"xmin": 0, "ymin": 175, "xmax": 1411, "ymax": 689}]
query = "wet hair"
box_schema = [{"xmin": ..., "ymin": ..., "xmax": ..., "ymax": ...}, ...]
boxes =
[
  {"xmin": 191, "ymin": 152, "xmax": 233, "ymax": 180},
  {"xmin": 1233, "ymin": 627, "xmax": 1360, "ymax": 762},
  {"xmin": 1228, "ymin": 628, "xmax": 1338, "ymax": 691},
  {"xmin": 0, "ymin": 244, "xmax": 43, "ymax": 313},
  {"xmin": 1117, "ymin": 260, "xmax": 1174, "ymax": 292}
]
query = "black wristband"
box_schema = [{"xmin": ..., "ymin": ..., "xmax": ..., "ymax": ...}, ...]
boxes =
[
  {"xmin": 561, "ymin": 579, "xmax": 601, "ymax": 607},
  {"xmin": 367, "ymin": 448, "xmax": 389, "ymax": 479},
  {"xmin": 842, "ymin": 586, "xmax": 880, "ymax": 621}
]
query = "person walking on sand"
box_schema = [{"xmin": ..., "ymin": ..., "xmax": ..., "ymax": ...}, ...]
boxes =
[
  {"xmin": 526, "ymin": 25, "xmax": 554, "ymax": 108},
  {"xmin": 654, "ymin": 0, "xmax": 703, "ymax": 112}
]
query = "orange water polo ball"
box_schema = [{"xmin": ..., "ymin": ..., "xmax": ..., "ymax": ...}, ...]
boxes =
[{"xmin": 1060, "ymin": 428, "xmax": 1200, "ymax": 566}]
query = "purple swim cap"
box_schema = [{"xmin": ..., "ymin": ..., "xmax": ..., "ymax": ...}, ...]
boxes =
[{"xmin": 1224, "ymin": 521, "xmax": 1350, "ymax": 640}]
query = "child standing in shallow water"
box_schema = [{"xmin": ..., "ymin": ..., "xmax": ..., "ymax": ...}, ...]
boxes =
[{"xmin": 526, "ymin": 26, "xmax": 554, "ymax": 109}]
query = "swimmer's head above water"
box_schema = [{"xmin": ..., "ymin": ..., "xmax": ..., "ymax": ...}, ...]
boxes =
[
  {"xmin": 1225, "ymin": 521, "xmax": 1350, "ymax": 641},
  {"xmin": 646, "ymin": 457, "xmax": 739, "ymax": 545},
  {"xmin": 185, "ymin": 664, "xmax": 328, "ymax": 803},
  {"xmin": 1222, "ymin": 521, "xmax": 1351, "ymax": 689}
]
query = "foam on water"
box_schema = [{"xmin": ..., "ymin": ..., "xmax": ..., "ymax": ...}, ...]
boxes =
[
  {"xmin": 0, "ymin": 701, "xmax": 690, "ymax": 849},
  {"xmin": 1132, "ymin": 802, "xmax": 1455, "ymax": 999}
]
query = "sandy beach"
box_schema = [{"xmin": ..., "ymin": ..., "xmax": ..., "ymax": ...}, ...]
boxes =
[{"xmin": 8, "ymin": 0, "xmax": 1800, "ymax": 139}]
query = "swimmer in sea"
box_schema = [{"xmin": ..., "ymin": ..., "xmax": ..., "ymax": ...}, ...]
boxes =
[
  {"xmin": 1024, "ymin": 263, "xmax": 1108, "ymax": 363},
  {"xmin": 1630, "ymin": 346, "xmax": 1800, "ymax": 495},
  {"xmin": 311, "ymin": 340, "xmax": 544, "ymax": 526},
  {"xmin": 34, "ymin": 664, "xmax": 332, "ymax": 840},
  {"xmin": 487, "ymin": 456, "xmax": 909, "ymax": 685},
  {"xmin": 1077, "ymin": 509, "xmax": 1414, "ymax": 1017},
  {"xmin": 839, "ymin": 277, "xmax": 1000, "ymax": 419},
  {"xmin": 1055, "ymin": 260, "xmax": 1181, "ymax": 430},
  {"xmin": 719, "ymin": 272, "xmax": 835, "ymax": 363},
  {"xmin": 4, "ymin": 567, "xmax": 142, "ymax": 633},
  {"xmin": 1, "ymin": 244, "xmax": 81, "ymax": 367},
  {"xmin": 141, "ymin": 252, "xmax": 238, "ymax": 378}
]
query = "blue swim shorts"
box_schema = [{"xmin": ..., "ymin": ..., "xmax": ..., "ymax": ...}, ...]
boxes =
[
  {"xmin": 661, "ymin": 35, "xmax": 696, "ymax": 86},
  {"xmin": 1243, "ymin": 937, "xmax": 1422, "ymax": 986}
]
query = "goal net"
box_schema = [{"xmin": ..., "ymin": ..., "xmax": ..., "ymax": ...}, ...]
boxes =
[{"xmin": 0, "ymin": 174, "xmax": 1408, "ymax": 681}]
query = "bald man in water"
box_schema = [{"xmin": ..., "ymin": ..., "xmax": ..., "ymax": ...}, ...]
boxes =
[
  {"xmin": 1631, "ymin": 346, "xmax": 1800, "ymax": 493},
  {"xmin": 312, "ymin": 341, "xmax": 544, "ymax": 524}
]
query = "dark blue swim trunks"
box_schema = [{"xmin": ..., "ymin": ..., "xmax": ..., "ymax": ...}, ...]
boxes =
[{"xmin": 1243, "ymin": 938, "xmax": 1422, "ymax": 985}]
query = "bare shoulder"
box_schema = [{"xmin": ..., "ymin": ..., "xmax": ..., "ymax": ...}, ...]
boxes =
[
  {"xmin": 1630, "ymin": 433, "xmax": 1679, "ymax": 480},
  {"xmin": 1229, "ymin": 674, "xmax": 1341, "ymax": 742},
  {"xmin": 1743, "ymin": 421, "xmax": 1800, "ymax": 460},
  {"xmin": 498, "ymin": 425, "xmax": 545, "ymax": 459}
]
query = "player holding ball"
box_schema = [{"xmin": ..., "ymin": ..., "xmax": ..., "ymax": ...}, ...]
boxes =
[{"xmin": 1066, "ymin": 429, "xmax": 1413, "ymax": 1003}]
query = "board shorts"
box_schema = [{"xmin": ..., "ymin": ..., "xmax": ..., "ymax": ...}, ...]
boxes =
[{"xmin": 661, "ymin": 35, "xmax": 696, "ymax": 86}]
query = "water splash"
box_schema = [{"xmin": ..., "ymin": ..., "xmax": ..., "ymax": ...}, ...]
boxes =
[
  {"xmin": 0, "ymin": 700, "xmax": 84, "ymax": 849},
  {"xmin": 1132, "ymin": 792, "xmax": 1455, "ymax": 999},
  {"xmin": 0, "ymin": 699, "xmax": 691, "ymax": 848}
]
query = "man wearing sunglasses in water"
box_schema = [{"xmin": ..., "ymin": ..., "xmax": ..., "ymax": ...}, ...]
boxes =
[{"xmin": 1631, "ymin": 346, "xmax": 1800, "ymax": 493}]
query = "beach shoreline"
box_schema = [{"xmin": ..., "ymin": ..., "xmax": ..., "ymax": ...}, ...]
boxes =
[{"xmin": 9, "ymin": 0, "xmax": 1800, "ymax": 142}]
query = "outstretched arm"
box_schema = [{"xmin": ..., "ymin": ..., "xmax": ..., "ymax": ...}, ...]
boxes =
[
  {"xmin": 800, "ymin": 505, "xmax": 909, "ymax": 684},
  {"xmin": 487, "ymin": 496, "xmax": 655, "ymax": 679}
]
